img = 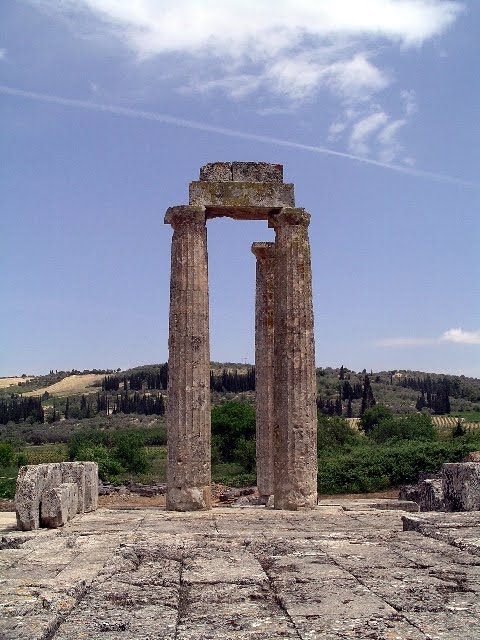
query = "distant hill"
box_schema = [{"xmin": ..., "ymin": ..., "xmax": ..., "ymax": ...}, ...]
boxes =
[{"xmin": 2, "ymin": 363, "xmax": 479, "ymax": 419}]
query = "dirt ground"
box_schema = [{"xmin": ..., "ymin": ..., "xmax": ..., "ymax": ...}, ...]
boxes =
[{"xmin": 0, "ymin": 488, "xmax": 400, "ymax": 513}]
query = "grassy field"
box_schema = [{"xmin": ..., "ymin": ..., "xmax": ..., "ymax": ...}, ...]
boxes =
[
  {"xmin": 0, "ymin": 377, "xmax": 34, "ymax": 389},
  {"xmin": 23, "ymin": 374, "xmax": 103, "ymax": 398}
]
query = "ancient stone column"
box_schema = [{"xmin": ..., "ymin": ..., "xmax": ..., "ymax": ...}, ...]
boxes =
[
  {"xmin": 270, "ymin": 208, "xmax": 317, "ymax": 510},
  {"xmin": 164, "ymin": 205, "xmax": 211, "ymax": 511},
  {"xmin": 251, "ymin": 242, "xmax": 276, "ymax": 503}
]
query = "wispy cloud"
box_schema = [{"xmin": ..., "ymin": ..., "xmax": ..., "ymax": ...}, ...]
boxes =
[
  {"xmin": 32, "ymin": 0, "xmax": 463, "ymax": 105},
  {"xmin": 1, "ymin": 84, "xmax": 478, "ymax": 189},
  {"xmin": 0, "ymin": 48, "xmax": 6, "ymax": 60},
  {"xmin": 350, "ymin": 111, "xmax": 389, "ymax": 156},
  {"xmin": 441, "ymin": 328, "xmax": 480, "ymax": 345},
  {"xmin": 376, "ymin": 327, "xmax": 480, "ymax": 347}
]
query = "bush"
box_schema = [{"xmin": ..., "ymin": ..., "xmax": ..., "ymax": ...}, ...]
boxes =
[
  {"xmin": 0, "ymin": 442, "xmax": 14, "ymax": 467},
  {"xmin": 359, "ymin": 405, "xmax": 393, "ymax": 434},
  {"xmin": 68, "ymin": 429, "xmax": 150, "ymax": 481},
  {"xmin": 233, "ymin": 438, "xmax": 256, "ymax": 473},
  {"xmin": 318, "ymin": 439, "xmax": 479, "ymax": 495},
  {"xmin": 317, "ymin": 416, "xmax": 360, "ymax": 449},
  {"xmin": 369, "ymin": 413, "xmax": 437, "ymax": 444},
  {"xmin": 211, "ymin": 402, "xmax": 255, "ymax": 463}
]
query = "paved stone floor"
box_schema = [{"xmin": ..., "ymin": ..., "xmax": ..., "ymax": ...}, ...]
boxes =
[{"xmin": 1, "ymin": 502, "xmax": 480, "ymax": 639}]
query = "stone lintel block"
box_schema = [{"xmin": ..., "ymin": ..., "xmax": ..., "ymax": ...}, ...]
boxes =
[
  {"xmin": 60, "ymin": 461, "xmax": 86, "ymax": 513},
  {"xmin": 164, "ymin": 205, "xmax": 206, "ymax": 226},
  {"xmin": 199, "ymin": 162, "xmax": 284, "ymax": 183},
  {"xmin": 199, "ymin": 162, "xmax": 232, "ymax": 181},
  {"xmin": 189, "ymin": 181, "xmax": 294, "ymax": 208},
  {"xmin": 251, "ymin": 241, "xmax": 275, "ymax": 259},
  {"xmin": 40, "ymin": 482, "xmax": 78, "ymax": 529},
  {"xmin": 442, "ymin": 462, "xmax": 480, "ymax": 511},
  {"xmin": 166, "ymin": 486, "xmax": 211, "ymax": 511},
  {"xmin": 232, "ymin": 162, "xmax": 283, "ymax": 183},
  {"xmin": 82, "ymin": 461, "xmax": 99, "ymax": 512},
  {"xmin": 269, "ymin": 207, "xmax": 310, "ymax": 228},
  {"xmin": 15, "ymin": 463, "xmax": 62, "ymax": 531}
]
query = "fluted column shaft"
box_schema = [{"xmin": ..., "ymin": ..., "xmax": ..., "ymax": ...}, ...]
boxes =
[
  {"xmin": 251, "ymin": 242, "xmax": 276, "ymax": 501},
  {"xmin": 164, "ymin": 205, "xmax": 211, "ymax": 511},
  {"xmin": 271, "ymin": 208, "xmax": 317, "ymax": 510}
]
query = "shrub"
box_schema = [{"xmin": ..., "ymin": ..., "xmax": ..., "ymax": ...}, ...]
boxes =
[
  {"xmin": 211, "ymin": 402, "xmax": 255, "ymax": 463},
  {"xmin": 359, "ymin": 405, "xmax": 393, "ymax": 434},
  {"xmin": 0, "ymin": 443, "xmax": 14, "ymax": 467},
  {"xmin": 369, "ymin": 413, "xmax": 437, "ymax": 444},
  {"xmin": 233, "ymin": 438, "xmax": 256, "ymax": 473},
  {"xmin": 318, "ymin": 439, "xmax": 479, "ymax": 495},
  {"xmin": 317, "ymin": 416, "xmax": 360, "ymax": 449}
]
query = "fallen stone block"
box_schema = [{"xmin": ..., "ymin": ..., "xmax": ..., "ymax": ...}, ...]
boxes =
[
  {"xmin": 443, "ymin": 462, "xmax": 480, "ymax": 511},
  {"xmin": 418, "ymin": 478, "xmax": 444, "ymax": 512},
  {"xmin": 41, "ymin": 482, "xmax": 78, "ymax": 528},
  {"xmin": 15, "ymin": 463, "xmax": 62, "ymax": 531},
  {"xmin": 83, "ymin": 461, "xmax": 99, "ymax": 512},
  {"xmin": 61, "ymin": 461, "xmax": 86, "ymax": 513},
  {"xmin": 399, "ymin": 484, "xmax": 421, "ymax": 503}
]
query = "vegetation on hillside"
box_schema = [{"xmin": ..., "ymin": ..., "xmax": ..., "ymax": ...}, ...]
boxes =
[{"xmin": 1, "ymin": 363, "xmax": 480, "ymax": 499}]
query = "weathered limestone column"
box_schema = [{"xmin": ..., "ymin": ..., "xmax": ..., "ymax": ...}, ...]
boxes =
[
  {"xmin": 251, "ymin": 242, "xmax": 276, "ymax": 503},
  {"xmin": 270, "ymin": 208, "xmax": 317, "ymax": 510},
  {"xmin": 164, "ymin": 205, "xmax": 211, "ymax": 511}
]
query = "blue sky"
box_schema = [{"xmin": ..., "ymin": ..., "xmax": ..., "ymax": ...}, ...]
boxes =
[{"xmin": 1, "ymin": 0, "xmax": 479, "ymax": 377}]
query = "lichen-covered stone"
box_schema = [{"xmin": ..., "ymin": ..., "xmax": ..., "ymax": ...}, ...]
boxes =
[
  {"xmin": 165, "ymin": 205, "xmax": 211, "ymax": 511},
  {"xmin": 232, "ymin": 162, "xmax": 283, "ymax": 183},
  {"xmin": 83, "ymin": 461, "xmax": 99, "ymax": 512},
  {"xmin": 418, "ymin": 479, "xmax": 444, "ymax": 512},
  {"xmin": 61, "ymin": 461, "xmax": 86, "ymax": 513},
  {"xmin": 189, "ymin": 181, "xmax": 294, "ymax": 208},
  {"xmin": 199, "ymin": 162, "xmax": 232, "ymax": 181},
  {"xmin": 251, "ymin": 242, "xmax": 276, "ymax": 501},
  {"xmin": 443, "ymin": 462, "xmax": 480, "ymax": 511},
  {"xmin": 15, "ymin": 463, "xmax": 62, "ymax": 531},
  {"xmin": 271, "ymin": 209, "xmax": 317, "ymax": 510},
  {"xmin": 40, "ymin": 482, "xmax": 78, "ymax": 528}
]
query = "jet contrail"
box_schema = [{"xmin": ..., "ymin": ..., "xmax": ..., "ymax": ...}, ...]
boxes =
[{"xmin": 1, "ymin": 84, "xmax": 477, "ymax": 189}]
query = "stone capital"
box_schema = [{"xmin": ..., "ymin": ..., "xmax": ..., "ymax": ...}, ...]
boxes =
[
  {"xmin": 251, "ymin": 241, "xmax": 275, "ymax": 260},
  {"xmin": 164, "ymin": 205, "xmax": 206, "ymax": 227},
  {"xmin": 269, "ymin": 208, "xmax": 310, "ymax": 229}
]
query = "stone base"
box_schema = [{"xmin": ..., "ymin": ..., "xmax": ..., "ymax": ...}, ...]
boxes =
[
  {"xmin": 166, "ymin": 486, "xmax": 212, "ymax": 511},
  {"xmin": 274, "ymin": 491, "xmax": 317, "ymax": 511}
]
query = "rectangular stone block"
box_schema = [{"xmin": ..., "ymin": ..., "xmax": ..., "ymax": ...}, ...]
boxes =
[
  {"xmin": 199, "ymin": 162, "xmax": 232, "ymax": 181},
  {"xmin": 40, "ymin": 482, "xmax": 78, "ymax": 528},
  {"xmin": 61, "ymin": 461, "xmax": 86, "ymax": 513},
  {"xmin": 189, "ymin": 181, "xmax": 294, "ymax": 208},
  {"xmin": 418, "ymin": 479, "xmax": 444, "ymax": 512},
  {"xmin": 232, "ymin": 161, "xmax": 283, "ymax": 183},
  {"xmin": 443, "ymin": 462, "xmax": 480, "ymax": 511},
  {"xmin": 83, "ymin": 461, "xmax": 99, "ymax": 512},
  {"xmin": 15, "ymin": 463, "xmax": 62, "ymax": 531}
]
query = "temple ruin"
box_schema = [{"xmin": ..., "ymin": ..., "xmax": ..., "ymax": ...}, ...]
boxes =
[{"xmin": 165, "ymin": 162, "xmax": 317, "ymax": 511}]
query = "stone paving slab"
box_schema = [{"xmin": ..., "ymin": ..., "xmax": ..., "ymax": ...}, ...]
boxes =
[{"xmin": 1, "ymin": 504, "xmax": 480, "ymax": 639}]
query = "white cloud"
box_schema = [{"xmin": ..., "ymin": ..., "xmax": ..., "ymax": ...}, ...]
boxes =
[
  {"xmin": 0, "ymin": 48, "xmax": 6, "ymax": 60},
  {"xmin": 376, "ymin": 327, "xmax": 480, "ymax": 348},
  {"xmin": 33, "ymin": 0, "xmax": 463, "ymax": 104},
  {"xmin": 349, "ymin": 111, "xmax": 389, "ymax": 155},
  {"xmin": 441, "ymin": 328, "xmax": 480, "ymax": 345}
]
